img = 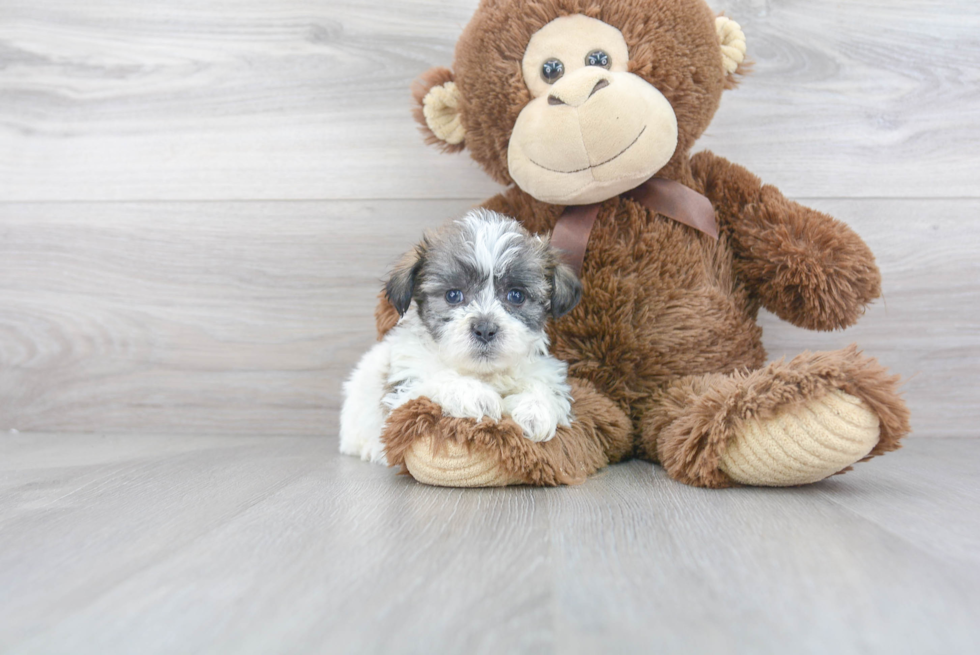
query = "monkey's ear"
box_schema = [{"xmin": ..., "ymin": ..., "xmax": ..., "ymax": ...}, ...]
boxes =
[
  {"xmin": 385, "ymin": 242, "xmax": 427, "ymax": 317},
  {"xmin": 716, "ymin": 16, "xmax": 749, "ymax": 88},
  {"xmin": 411, "ymin": 67, "xmax": 466, "ymax": 153},
  {"xmin": 550, "ymin": 262, "xmax": 583, "ymax": 319}
]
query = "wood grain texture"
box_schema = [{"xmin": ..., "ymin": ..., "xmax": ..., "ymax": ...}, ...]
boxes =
[
  {"xmin": 1, "ymin": 433, "xmax": 978, "ymax": 653},
  {"xmin": 0, "ymin": 0, "xmax": 978, "ymax": 201},
  {"xmin": 2, "ymin": 198, "xmax": 977, "ymax": 436},
  {"xmin": 0, "ymin": 199, "xmax": 480, "ymax": 435}
]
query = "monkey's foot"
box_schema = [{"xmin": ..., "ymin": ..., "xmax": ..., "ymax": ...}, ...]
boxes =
[
  {"xmin": 382, "ymin": 379, "xmax": 631, "ymax": 488},
  {"xmin": 719, "ymin": 389, "xmax": 880, "ymax": 486},
  {"xmin": 643, "ymin": 346, "xmax": 911, "ymax": 488}
]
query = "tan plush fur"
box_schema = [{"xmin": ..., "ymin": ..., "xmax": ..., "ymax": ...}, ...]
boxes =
[{"xmin": 375, "ymin": 0, "xmax": 911, "ymax": 487}]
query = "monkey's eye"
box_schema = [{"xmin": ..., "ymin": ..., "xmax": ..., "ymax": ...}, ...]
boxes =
[
  {"xmin": 506, "ymin": 289, "xmax": 526, "ymax": 305},
  {"xmin": 585, "ymin": 49, "xmax": 611, "ymax": 69},
  {"xmin": 445, "ymin": 289, "xmax": 464, "ymax": 305},
  {"xmin": 541, "ymin": 59, "xmax": 564, "ymax": 84}
]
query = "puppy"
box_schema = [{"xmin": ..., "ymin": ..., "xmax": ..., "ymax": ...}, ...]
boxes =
[{"xmin": 339, "ymin": 209, "xmax": 583, "ymax": 464}]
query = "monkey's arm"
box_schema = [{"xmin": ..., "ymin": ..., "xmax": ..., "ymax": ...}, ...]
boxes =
[{"xmin": 691, "ymin": 151, "xmax": 881, "ymax": 331}]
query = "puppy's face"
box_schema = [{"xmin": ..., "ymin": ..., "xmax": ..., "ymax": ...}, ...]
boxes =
[{"xmin": 386, "ymin": 210, "xmax": 581, "ymax": 374}]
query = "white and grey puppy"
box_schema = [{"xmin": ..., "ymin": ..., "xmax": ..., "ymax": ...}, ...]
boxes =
[{"xmin": 339, "ymin": 209, "xmax": 582, "ymax": 464}]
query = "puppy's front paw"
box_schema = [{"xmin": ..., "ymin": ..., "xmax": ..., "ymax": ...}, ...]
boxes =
[
  {"xmin": 363, "ymin": 439, "xmax": 389, "ymax": 466},
  {"xmin": 430, "ymin": 377, "xmax": 503, "ymax": 422},
  {"xmin": 504, "ymin": 393, "xmax": 558, "ymax": 442}
]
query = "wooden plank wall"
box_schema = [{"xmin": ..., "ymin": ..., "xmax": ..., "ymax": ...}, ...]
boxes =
[{"xmin": 1, "ymin": 0, "xmax": 978, "ymax": 437}]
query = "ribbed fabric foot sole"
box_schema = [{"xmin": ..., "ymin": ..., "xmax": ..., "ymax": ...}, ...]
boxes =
[
  {"xmin": 719, "ymin": 389, "xmax": 880, "ymax": 486},
  {"xmin": 403, "ymin": 435, "xmax": 523, "ymax": 487}
]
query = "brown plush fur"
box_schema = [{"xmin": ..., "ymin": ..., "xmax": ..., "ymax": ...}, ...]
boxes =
[
  {"xmin": 692, "ymin": 152, "xmax": 883, "ymax": 331},
  {"xmin": 375, "ymin": 0, "xmax": 911, "ymax": 487}
]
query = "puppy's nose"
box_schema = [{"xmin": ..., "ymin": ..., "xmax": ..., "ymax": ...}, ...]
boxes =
[{"xmin": 471, "ymin": 320, "xmax": 498, "ymax": 344}]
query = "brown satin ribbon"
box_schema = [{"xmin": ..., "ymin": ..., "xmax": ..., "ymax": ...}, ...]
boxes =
[
  {"xmin": 549, "ymin": 204, "xmax": 600, "ymax": 277},
  {"xmin": 550, "ymin": 177, "xmax": 718, "ymax": 275},
  {"xmin": 625, "ymin": 177, "xmax": 719, "ymax": 240}
]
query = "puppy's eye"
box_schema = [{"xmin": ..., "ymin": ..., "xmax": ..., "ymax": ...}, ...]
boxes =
[
  {"xmin": 585, "ymin": 49, "xmax": 611, "ymax": 69},
  {"xmin": 445, "ymin": 289, "xmax": 464, "ymax": 305},
  {"xmin": 506, "ymin": 289, "xmax": 525, "ymax": 304},
  {"xmin": 541, "ymin": 58, "xmax": 564, "ymax": 84}
]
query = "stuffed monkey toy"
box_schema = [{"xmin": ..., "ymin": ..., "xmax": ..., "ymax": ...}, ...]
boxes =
[{"xmin": 374, "ymin": 0, "xmax": 911, "ymax": 488}]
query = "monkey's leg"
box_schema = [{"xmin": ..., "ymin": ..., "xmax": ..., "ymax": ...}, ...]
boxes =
[
  {"xmin": 382, "ymin": 379, "xmax": 631, "ymax": 487},
  {"xmin": 637, "ymin": 346, "xmax": 910, "ymax": 488}
]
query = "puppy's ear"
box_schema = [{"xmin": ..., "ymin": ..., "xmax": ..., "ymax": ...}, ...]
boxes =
[
  {"xmin": 550, "ymin": 262, "xmax": 582, "ymax": 319},
  {"xmin": 385, "ymin": 241, "xmax": 427, "ymax": 317}
]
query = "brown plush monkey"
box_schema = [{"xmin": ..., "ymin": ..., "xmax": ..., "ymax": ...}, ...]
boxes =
[{"xmin": 375, "ymin": 0, "xmax": 910, "ymax": 488}]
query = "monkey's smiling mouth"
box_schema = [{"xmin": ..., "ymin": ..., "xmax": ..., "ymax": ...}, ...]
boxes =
[{"xmin": 528, "ymin": 125, "xmax": 647, "ymax": 174}]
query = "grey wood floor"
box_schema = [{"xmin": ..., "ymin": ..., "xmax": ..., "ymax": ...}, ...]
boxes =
[{"xmin": 1, "ymin": 434, "xmax": 978, "ymax": 654}]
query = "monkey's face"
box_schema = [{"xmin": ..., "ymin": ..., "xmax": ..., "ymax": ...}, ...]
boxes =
[
  {"xmin": 412, "ymin": 0, "xmax": 746, "ymax": 206},
  {"xmin": 507, "ymin": 15, "xmax": 678, "ymax": 205}
]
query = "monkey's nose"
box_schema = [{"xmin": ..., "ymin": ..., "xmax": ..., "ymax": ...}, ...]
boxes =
[
  {"xmin": 547, "ymin": 70, "xmax": 611, "ymax": 107},
  {"xmin": 471, "ymin": 320, "xmax": 499, "ymax": 344}
]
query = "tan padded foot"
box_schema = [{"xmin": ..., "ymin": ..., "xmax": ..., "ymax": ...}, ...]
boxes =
[
  {"xmin": 402, "ymin": 435, "xmax": 524, "ymax": 487},
  {"xmin": 719, "ymin": 389, "xmax": 880, "ymax": 487}
]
